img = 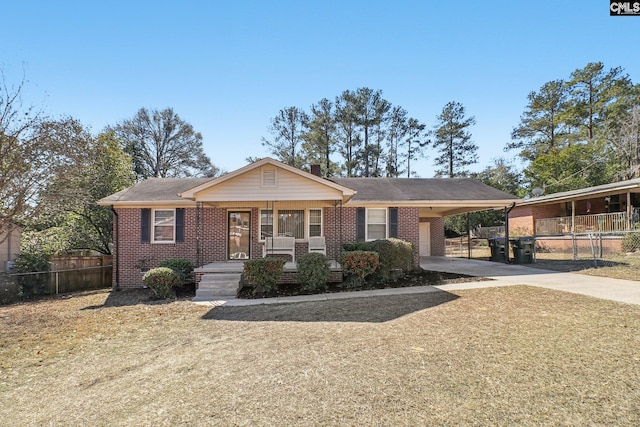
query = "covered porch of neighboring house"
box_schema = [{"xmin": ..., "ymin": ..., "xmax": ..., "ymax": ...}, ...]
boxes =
[
  {"xmin": 535, "ymin": 208, "xmax": 640, "ymax": 235},
  {"xmin": 510, "ymin": 178, "xmax": 640, "ymax": 237}
]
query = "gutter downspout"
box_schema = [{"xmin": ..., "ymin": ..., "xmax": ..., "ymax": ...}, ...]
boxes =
[
  {"xmin": 110, "ymin": 206, "xmax": 120, "ymax": 291},
  {"xmin": 504, "ymin": 202, "xmax": 517, "ymax": 264}
]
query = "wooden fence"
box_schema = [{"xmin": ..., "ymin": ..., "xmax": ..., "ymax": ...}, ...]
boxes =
[{"xmin": 49, "ymin": 255, "xmax": 113, "ymax": 293}]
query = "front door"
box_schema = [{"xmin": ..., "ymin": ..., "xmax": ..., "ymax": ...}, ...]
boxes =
[
  {"xmin": 419, "ymin": 221, "xmax": 431, "ymax": 257},
  {"xmin": 228, "ymin": 211, "xmax": 251, "ymax": 260}
]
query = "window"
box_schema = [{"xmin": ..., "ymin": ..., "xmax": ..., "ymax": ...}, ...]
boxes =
[
  {"xmin": 260, "ymin": 208, "xmax": 318, "ymax": 240},
  {"xmin": 153, "ymin": 209, "xmax": 175, "ymax": 242},
  {"xmin": 278, "ymin": 210, "xmax": 304, "ymax": 239},
  {"xmin": 309, "ymin": 209, "xmax": 322, "ymax": 237},
  {"xmin": 260, "ymin": 210, "xmax": 273, "ymax": 239},
  {"xmin": 367, "ymin": 208, "xmax": 387, "ymax": 240}
]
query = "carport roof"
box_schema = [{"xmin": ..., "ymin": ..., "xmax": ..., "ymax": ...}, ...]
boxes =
[{"xmin": 332, "ymin": 177, "xmax": 519, "ymax": 202}]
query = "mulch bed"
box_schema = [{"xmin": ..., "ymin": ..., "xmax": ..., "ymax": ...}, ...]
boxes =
[{"xmin": 238, "ymin": 269, "xmax": 488, "ymax": 299}]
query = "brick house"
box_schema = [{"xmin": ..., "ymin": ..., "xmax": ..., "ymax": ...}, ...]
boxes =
[
  {"xmin": 99, "ymin": 158, "xmax": 519, "ymax": 289},
  {"xmin": 509, "ymin": 178, "xmax": 640, "ymax": 236}
]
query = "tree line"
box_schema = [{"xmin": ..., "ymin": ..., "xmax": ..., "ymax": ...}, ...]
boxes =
[
  {"xmin": 260, "ymin": 87, "xmax": 478, "ymax": 179},
  {"xmin": 3, "ymin": 61, "xmax": 639, "ymax": 254},
  {"xmin": 506, "ymin": 61, "xmax": 640, "ymax": 194}
]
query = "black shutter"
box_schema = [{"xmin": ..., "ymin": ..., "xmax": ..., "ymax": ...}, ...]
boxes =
[
  {"xmin": 389, "ymin": 207, "xmax": 398, "ymax": 238},
  {"xmin": 356, "ymin": 207, "xmax": 366, "ymax": 242},
  {"xmin": 141, "ymin": 209, "xmax": 151, "ymax": 243},
  {"xmin": 175, "ymin": 208, "xmax": 185, "ymax": 243}
]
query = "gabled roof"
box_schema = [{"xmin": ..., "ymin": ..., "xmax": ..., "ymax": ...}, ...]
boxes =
[
  {"xmin": 179, "ymin": 157, "xmax": 356, "ymax": 200},
  {"xmin": 97, "ymin": 158, "xmax": 520, "ymax": 214},
  {"xmin": 517, "ymin": 178, "xmax": 640, "ymax": 206},
  {"xmin": 97, "ymin": 177, "xmax": 214, "ymax": 206}
]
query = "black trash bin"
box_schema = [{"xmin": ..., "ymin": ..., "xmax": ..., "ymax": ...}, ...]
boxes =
[
  {"xmin": 488, "ymin": 237, "xmax": 507, "ymax": 262},
  {"xmin": 511, "ymin": 237, "xmax": 534, "ymax": 264}
]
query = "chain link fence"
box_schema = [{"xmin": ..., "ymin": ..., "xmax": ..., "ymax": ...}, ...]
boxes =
[
  {"xmin": 446, "ymin": 230, "xmax": 640, "ymax": 271},
  {"xmin": 534, "ymin": 230, "xmax": 640, "ymax": 267}
]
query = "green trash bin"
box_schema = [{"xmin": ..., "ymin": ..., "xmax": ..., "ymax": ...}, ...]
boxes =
[
  {"xmin": 488, "ymin": 238, "xmax": 507, "ymax": 262},
  {"xmin": 511, "ymin": 237, "xmax": 534, "ymax": 264}
]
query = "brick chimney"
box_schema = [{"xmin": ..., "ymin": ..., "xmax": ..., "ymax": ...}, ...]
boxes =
[{"xmin": 310, "ymin": 164, "xmax": 321, "ymax": 177}]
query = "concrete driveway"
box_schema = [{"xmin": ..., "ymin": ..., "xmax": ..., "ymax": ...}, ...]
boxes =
[
  {"xmin": 422, "ymin": 256, "xmax": 640, "ymax": 306},
  {"xmin": 194, "ymin": 257, "xmax": 640, "ymax": 307}
]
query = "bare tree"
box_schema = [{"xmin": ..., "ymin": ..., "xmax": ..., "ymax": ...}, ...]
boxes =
[
  {"xmin": 0, "ymin": 71, "xmax": 48, "ymax": 241},
  {"xmin": 113, "ymin": 107, "xmax": 221, "ymax": 180}
]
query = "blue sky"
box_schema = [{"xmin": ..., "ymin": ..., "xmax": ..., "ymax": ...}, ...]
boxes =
[{"xmin": 2, "ymin": 1, "xmax": 639, "ymax": 177}]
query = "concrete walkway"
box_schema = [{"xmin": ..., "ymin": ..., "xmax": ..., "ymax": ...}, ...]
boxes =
[{"xmin": 193, "ymin": 257, "xmax": 640, "ymax": 307}]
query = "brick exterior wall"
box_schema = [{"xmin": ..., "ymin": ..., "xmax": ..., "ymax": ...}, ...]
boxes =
[
  {"xmin": 419, "ymin": 217, "xmax": 445, "ymax": 256},
  {"xmin": 509, "ymin": 204, "xmax": 574, "ymax": 235},
  {"xmin": 397, "ymin": 207, "xmax": 420, "ymax": 266},
  {"xmin": 114, "ymin": 205, "xmax": 446, "ymax": 288},
  {"xmin": 324, "ymin": 206, "xmax": 357, "ymax": 261}
]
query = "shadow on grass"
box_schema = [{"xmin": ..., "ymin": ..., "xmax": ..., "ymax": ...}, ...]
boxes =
[
  {"xmin": 202, "ymin": 289, "xmax": 459, "ymax": 323},
  {"xmin": 81, "ymin": 284, "xmax": 196, "ymax": 310}
]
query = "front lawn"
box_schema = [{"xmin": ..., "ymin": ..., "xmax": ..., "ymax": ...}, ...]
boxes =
[{"xmin": 1, "ymin": 286, "xmax": 639, "ymax": 425}]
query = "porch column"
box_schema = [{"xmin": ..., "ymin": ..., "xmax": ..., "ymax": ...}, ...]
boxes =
[
  {"xmin": 571, "ymin": 200, "xmax": 576, "ymax": 233},
  {"xmin": 196, "ymin": 202, "xmax": 203, "ymax": 267},
  {"xmin": 627, "ymin": 191, "xmax": 632, "ymax": 230}
]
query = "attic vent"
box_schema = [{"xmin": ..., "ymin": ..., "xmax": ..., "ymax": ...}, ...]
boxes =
[{"xmin": 262, "ymin": 168, "xmax": 277, "ymax": 187}]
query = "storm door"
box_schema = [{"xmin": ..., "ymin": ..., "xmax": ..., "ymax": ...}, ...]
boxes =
[{"xmin": 228, "ymin": 211, "xmax": 251, "ymax": 260}]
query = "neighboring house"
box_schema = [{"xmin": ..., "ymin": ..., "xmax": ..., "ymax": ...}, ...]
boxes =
[
  {"xmin": 0, "ymin": 224, "xmax": 21, "ymax": 273},
  {"xmin": 509, "ymin": 178, "xmax": 640, "ymax": 236},
  {"xmin": 98, "ymin": 158, "xmax": 519, "ymax": 288}
]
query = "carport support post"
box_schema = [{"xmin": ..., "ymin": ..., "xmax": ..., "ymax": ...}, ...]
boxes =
[
  {"xmin": 504, "ymin": 207, "xmax": 510, "ymax": 263},
  {"xmin": 467, "ymin": 213, "xmax": 471, "ymax": 259}
]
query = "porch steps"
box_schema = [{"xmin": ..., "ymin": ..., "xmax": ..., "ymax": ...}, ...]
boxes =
[{"xmin": 193, "ymin": 272, "xmax": 242, "ymax": 301}]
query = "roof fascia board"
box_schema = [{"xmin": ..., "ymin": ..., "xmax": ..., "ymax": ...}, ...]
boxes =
[
  {"xmin": 97, "ymin": 200, "xmax": 197, "ymax": 208},
  {"xmin": 347, "ymin": 199, "xmax": 520, "ymax": 207}
]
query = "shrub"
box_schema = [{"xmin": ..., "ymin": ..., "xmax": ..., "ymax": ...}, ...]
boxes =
[
  {"xmin": 342, "ymin": 238, "xmax": 414, "ymax": 284},
  {"xmin": 367, "ymin": 238, "xmax": 413, "ymax": 283},
  {"xmin": 158, "ymin": 258, "xmax": 194, "ymax": 286},
  {"xmin": 622, "ymin": 232, "xmax": 640, "ymax": 253},
  {"xmin": 14, "ymin": 252, "xmax": 51, "ymax": 297},
  {"xmin": 343, "ymin": 242, "xmax": 368, "ymax": 252},
  {"xmin": 243, "ymin": 258, "xmax": 286, "ymax": 295},
  {"xmin": 340, "ymin": 250, "xmax": 379, "ymax": 287},
  {"xmin": 143, "ymin": 267, "xmax": 180, "ymax": 299},
  {"xmin": 296, "ymin": 252, "xmax": 330, "ymax": 292}
]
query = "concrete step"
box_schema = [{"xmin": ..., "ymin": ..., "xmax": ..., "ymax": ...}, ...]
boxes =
[
  {"xmin": 199, "ymin": 280, "xmax": 240, "ymax": 286},
  {"xmin": 195, "ymin": 272, "xmax": 242, "ymax": 301},
  {"xmin": 200, "ymin": 273, "xmax": 242, "ymax": 282},
  {"xmin": 195, "ymin": 288, "xmax": 238, "ymax": 297},
  {"xmin": 198, "ymin": 283, "xmax": 238, "ymax": 291}
]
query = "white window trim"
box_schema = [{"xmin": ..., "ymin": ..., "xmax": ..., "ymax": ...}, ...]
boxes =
[
  {"xmin": 152, "ymin": 208, "xmax": 176, "ymax": 244},
  {"xmin": 365, "ymin": 208, "xmax": 388, "ymax": 241},
  {"xmin": 307, "ymin": 208, "xmax": 323, "ymax": 238},
  {"xmin": 259, "ymin": 209, "xmax": 274, "ymax": 241}
]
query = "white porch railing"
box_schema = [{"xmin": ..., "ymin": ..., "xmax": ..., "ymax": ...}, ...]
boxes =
[{"xmin": 535, "ymin": 208, "xmax": 640, "ymax": 236}]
